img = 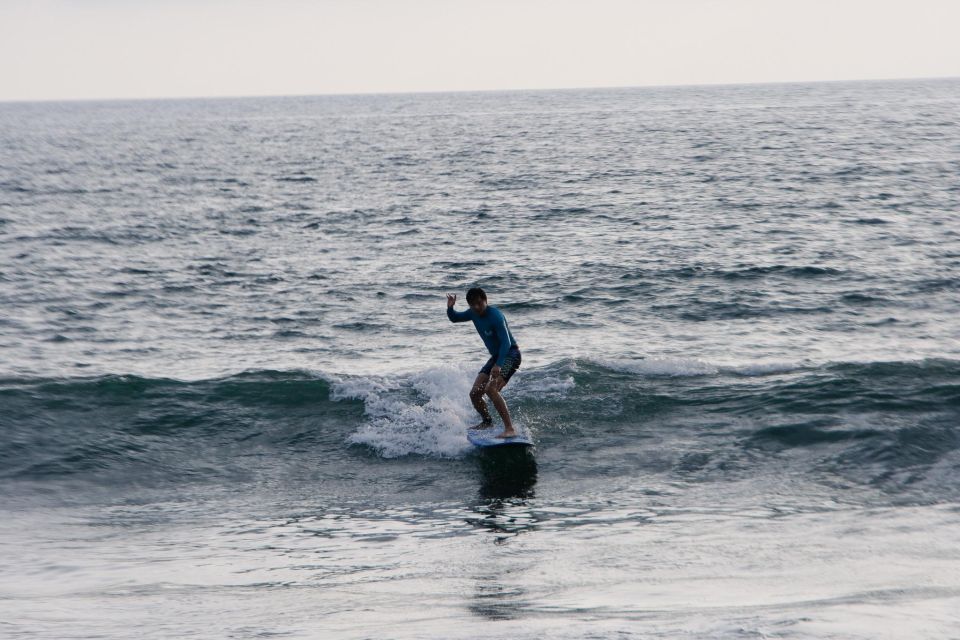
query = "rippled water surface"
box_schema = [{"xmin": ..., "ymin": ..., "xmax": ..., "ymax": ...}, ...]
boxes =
[{"xmin": 1, "ymin": 79, "xmax": 959, "ymax": 638}]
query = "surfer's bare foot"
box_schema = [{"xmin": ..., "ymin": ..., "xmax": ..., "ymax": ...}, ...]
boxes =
[
  {"xmin": 495, "ymin": 428, "xmax": 518, "ymax": 439},
  {"xmin": 471, "ymin": 421, "xmax": 495, "ymax": 429}
]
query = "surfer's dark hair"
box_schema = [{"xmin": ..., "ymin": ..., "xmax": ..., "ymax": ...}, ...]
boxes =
[{"xmin": 466, "ymin": 287, "xmax": 487, "ymax": 304}]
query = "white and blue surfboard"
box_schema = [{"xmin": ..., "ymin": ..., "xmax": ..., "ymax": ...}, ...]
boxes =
[{"xmin": 466, "ymin": 426, "xmax": 533, "ymax": 448}]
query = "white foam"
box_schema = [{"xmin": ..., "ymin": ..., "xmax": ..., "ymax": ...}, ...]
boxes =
[
  {"xmin": 592, "ymin": 356, "xmax": 807, "ymax": 378},
  {"xmin": 720, "ymin": 361, "xmax": 806, "ymax": 376},
  {"xmin": 513, "ymin": 373, "xmax": 576, "ymax": 397},
  {"xmin": 595, "ymin": 356, "xmax": 720, "ymax": 377},
  {"xmin": 327, "ymin": 373, "xmax": 393, "ymax": 401},
  {"xmin": 332, "ymin": 363, "xmax": 477, "ymax": 458}
]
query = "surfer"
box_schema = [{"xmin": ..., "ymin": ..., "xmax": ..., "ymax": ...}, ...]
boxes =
[{"xmin": 446, "ymin": 287, "xmax": 522, "ymax": 438}]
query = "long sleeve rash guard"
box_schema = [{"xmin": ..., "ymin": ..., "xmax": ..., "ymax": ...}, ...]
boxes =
[{"xmin": 446, "ymin": 304, "xmax": 518, "ymax": 366}]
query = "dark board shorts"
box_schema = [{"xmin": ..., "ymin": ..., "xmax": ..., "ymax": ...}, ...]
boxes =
[{"xmin": 479, "ymin": 345, "xmax": 521, "ymax": 382}]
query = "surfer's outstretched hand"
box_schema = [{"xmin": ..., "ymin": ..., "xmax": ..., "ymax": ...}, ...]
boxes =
[{"xmin": 446, "ymin": 293, "xmax": 456, "ymax": 308}]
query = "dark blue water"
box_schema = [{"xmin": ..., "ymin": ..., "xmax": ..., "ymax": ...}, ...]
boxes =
[{"xmin": 2, "ymin": 79, "xmax": 959, "ymax": 638}]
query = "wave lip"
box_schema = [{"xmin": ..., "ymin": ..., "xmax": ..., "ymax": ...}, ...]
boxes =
[{"xmin": 591, "ymin": 356, "xmax": 720, "ymax": 377}]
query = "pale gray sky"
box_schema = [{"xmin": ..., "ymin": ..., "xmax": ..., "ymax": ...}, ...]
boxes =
[{"xmin": 1, "ymin": 0, "xmax": 958, "ymax": 101}]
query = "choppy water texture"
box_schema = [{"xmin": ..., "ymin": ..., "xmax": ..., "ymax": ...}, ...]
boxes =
[{"xmin": 2, "ymin": 79, "xmax": 960, "ymax": 639}]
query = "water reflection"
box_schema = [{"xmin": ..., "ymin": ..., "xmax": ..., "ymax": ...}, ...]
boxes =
[
  {"xmin": 467, "ymin": 573, "xmax": 533, "ymax": 621},
  {"xmin": 466, "ymin": 445, "xmax": 540, "ymax": 545},
  {"xmin": 475, "ymin": 445, "xmax": 538, "ymax": 500}
]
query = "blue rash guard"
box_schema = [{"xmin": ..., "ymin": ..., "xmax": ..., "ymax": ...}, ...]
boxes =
[{"xmin": 446, "ymin": 304, "xmax": 518, "ymax": 366}]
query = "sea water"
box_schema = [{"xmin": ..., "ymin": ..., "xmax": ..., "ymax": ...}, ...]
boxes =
[{"xmin": 1, "ymin": 79, "xmax": 959, "ymax": 638}]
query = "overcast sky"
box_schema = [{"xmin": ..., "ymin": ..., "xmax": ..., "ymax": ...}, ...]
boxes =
[{"xmin": 1, "ymin": 0, "xmax": 958, "ymax": 102}]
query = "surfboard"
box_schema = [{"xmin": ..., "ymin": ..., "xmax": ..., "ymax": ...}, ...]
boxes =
[{"xmin": 466, "ymin": 426, "xmax": 533, "ymax": 448}]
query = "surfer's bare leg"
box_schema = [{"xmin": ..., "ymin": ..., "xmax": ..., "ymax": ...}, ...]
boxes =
[
  {"xmin": 469, "ymin": 373, "xmax": 494, "ymax": 428},
  {"xmin": 485, "ymin": 373, "xmax": 516, "ymax": 438}
]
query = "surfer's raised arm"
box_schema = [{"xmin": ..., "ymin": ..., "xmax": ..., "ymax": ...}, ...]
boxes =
[{"xmin": 446, "ymin": 293, "xmax": 472, "ymax": 322}]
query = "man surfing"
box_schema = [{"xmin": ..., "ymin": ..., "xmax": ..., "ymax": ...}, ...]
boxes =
[{"xmin": 446, "ymin": 287, "xmax": 522, "ymax": 439}]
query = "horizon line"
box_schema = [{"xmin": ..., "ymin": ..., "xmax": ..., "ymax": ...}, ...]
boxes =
[{"xmin": 1, "ymin": 73, "xmax": 958, "ymax": 106}]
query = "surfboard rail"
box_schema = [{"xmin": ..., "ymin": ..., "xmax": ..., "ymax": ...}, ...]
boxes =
[{"xmin": 466, "ymin": 427, "xmax": 533, "ymax": 448}]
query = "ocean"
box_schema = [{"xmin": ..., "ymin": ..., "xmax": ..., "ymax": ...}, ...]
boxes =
[{"xmin": 1, "ymin": 78, "xmax": 959, "ymax": 638}]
